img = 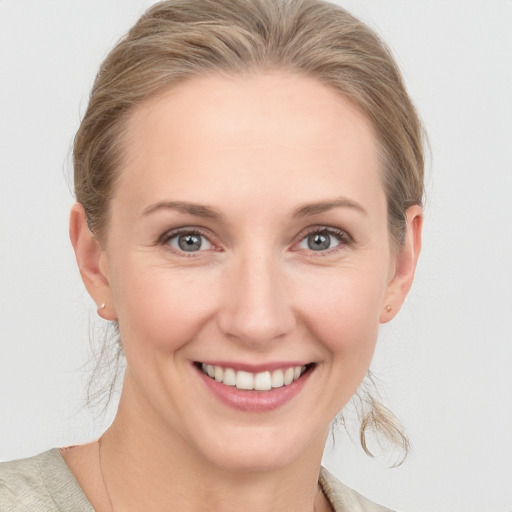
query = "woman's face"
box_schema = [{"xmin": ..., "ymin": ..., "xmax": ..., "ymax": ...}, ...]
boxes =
[{"xmin": 79, "ymin": 73, "xmax": 420, "ymax": 472}]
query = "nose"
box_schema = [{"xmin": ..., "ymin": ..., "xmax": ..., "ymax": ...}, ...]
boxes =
[{"xmin": 216, "ymin": 251, "xmax": 296, "ymax": 348}]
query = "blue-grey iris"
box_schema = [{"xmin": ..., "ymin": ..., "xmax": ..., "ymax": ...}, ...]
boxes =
[
  {"xmin": 308, "ymin": 232, "xmax": 330, "ymax": 251},
  {"xmin": 178, "ymin": 234, "xmax": 202, "ymax": 251}
]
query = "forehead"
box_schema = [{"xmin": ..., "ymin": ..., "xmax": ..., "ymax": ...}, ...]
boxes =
[{"xmin": 116, "ymin": 72, "xmax": 384, "ymax": 212}]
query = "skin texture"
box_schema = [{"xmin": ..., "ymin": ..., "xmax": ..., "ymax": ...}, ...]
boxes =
[{"xmin": 67, "ymin": 73, "xmax": 422, "ymax": 512}]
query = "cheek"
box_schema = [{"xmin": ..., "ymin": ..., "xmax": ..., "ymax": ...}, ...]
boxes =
[
  {"xmin": 296, "ymin": 265, "xmax": 386, "ymax": 361},
  {"xmin": 279, "ymin": 266, "xmax": 385, "ymax": 421},
  {"xmin": 112, "ymin": 261, "xmax": 219, "ymax": 355}
]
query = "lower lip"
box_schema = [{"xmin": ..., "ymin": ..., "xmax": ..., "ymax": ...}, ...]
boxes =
[{"xmin": 195, "ymin": 365, "xmax": 314, "ymax": 412}]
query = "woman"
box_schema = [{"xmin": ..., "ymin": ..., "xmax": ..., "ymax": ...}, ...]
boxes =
[{"xmin": 0, "ymin": 0, "xmax": 423, "ymax": 510}]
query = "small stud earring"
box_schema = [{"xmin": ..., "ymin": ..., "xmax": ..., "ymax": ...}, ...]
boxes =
[
  {"xmin": 97, "ymin": 301, "xmax": 112, "ymax": 322},
  {"xmin": 385, "ymin": 304, "xmax": 392, "ymax": 312},
  {"xmin": 97, "ymin": 302, "xmax": 107, "ymax": 318}
]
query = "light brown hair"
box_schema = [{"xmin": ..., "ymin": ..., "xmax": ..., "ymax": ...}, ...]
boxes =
[{"xmin": 74, "ymin": 0, "xmax": 425, "ymax": 461}]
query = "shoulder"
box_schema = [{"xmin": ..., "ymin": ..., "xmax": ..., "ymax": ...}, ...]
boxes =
[
  {"xmin": 0, "ymin": 449, "xmax": 94, "ymax": 512},
  {"xmin": 319, "ymin": 466, "xmax": 395, "ymax": 512}
]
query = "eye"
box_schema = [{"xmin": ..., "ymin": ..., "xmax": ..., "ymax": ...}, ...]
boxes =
[
  {"xmin": 297, "ymin": 228, "xmax": 350, "ymax": 252},
  {"xmin": 164, "ymin": 230, "xmax": 213, "ymax": 253}
]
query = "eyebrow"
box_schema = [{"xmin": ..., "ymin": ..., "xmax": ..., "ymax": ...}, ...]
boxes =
[
  {"xmin": 292, "ymin": 197, "xmax": 367, "ymax": 218},
  {"xmin": 142, "ymin": 201, "xmax": 222, "ymax": 219},
  {"xmin": 141, "ymin": 196, "xmax": 367, "ymax": 220}
]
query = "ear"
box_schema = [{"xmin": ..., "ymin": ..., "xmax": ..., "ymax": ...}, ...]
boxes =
[
  {"xmin": 380, "ymin": 205, "xmax": 423, "ymax": 323},
  {"xmin": 69, "ymin": 202, "xmax": 117, "ymax": 321}
]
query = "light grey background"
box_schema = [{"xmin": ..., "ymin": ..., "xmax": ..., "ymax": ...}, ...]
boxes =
[{"xmin": 1, "ymin": 1, "xmax": 511, "ymax": 511}]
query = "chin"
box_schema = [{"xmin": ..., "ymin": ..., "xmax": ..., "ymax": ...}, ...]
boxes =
[
  {"xmin": 204, "ymin": 446, "xmax": 298, "ymax": 473},
  {"xmin": 191, "ymin": 423, "xmax": 326, "ymax": 474}
]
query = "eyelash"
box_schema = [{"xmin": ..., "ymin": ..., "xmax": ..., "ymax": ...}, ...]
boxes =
[
  {"xmin": 294, "ymin": 226, "xmax": 353, "ymax": 256},
  {"xmin": 157, "ymin": 226, "xmax": 352, "ymax": 256},
  {"xmin": 157, "ymin": 227, "xmax": 215, "ymax": 256}
]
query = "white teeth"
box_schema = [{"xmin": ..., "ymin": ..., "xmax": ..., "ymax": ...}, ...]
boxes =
[
  {"xmin": 223, "ymin": 367, "xmax": 236, "ymax": 386},
  {"xmin": 236, "ymin": 370, "xmax": 254, "ymax": 390},
  {"xmin": 271, "ymin": 369, "xmax": 284, "ymax": 388},
  {"xmin": 214, "ymin": 366, "xmax": 223, "ymax": 382},
  {"xmin": 254, "ymin": 371, "xmax": 272, "ymax": 391},
  {"xmin": 200, "ymin": 363, "xmax": 309, "ymax": 390},
  {"xmin": 284, "ymin": 367, "xmax": 294, "ymax": 385}
]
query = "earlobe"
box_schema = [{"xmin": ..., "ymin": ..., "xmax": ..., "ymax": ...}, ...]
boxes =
[
  {"xmin": 380, "ymin": 205, "xmax": 423, "ymax": 324},
  {"xmin": 69, "ymin": 203, "xmax": 117, "ymax": 321}
]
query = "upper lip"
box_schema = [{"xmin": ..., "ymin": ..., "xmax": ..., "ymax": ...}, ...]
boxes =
[{"xmin": 195, "ymin": 361, "xmax": 313, "ymax": 373}]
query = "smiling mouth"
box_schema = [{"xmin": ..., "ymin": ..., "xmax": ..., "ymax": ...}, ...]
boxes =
[{"xmin": 196, "ymin": 362, "xmax": 314, "ymax": 391}]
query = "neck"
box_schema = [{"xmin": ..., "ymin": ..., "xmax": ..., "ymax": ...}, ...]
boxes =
[{"xmin": 99, "ymin": 374, "xmax": 330, "ymax": 512}]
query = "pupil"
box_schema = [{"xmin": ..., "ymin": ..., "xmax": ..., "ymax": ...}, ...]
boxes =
[
  {"xmin": 178, "ymin": 234, "xmax": 202, "ymax": 251},
  {"xmin": 308, "ymin": 233, "xmax": 330, "ymax": 251}
]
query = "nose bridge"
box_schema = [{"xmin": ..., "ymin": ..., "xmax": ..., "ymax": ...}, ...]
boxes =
[{"xmin": 218, "ymin": 244, "xmax": 295, "ymax": 346}]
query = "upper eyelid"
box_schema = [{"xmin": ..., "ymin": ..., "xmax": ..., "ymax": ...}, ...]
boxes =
[
  {"xmin": 297, "ymin": 225, "xmax": 352, "ymax": 242},
  {"xmin": 158, "ymin": 226, "xmax": 213, "ymax": 243}
]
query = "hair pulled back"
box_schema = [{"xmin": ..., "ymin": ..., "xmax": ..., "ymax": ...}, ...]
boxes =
[{"xmin": 74, "ymin": 0, "xmax": 424, "ymax": 461}]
